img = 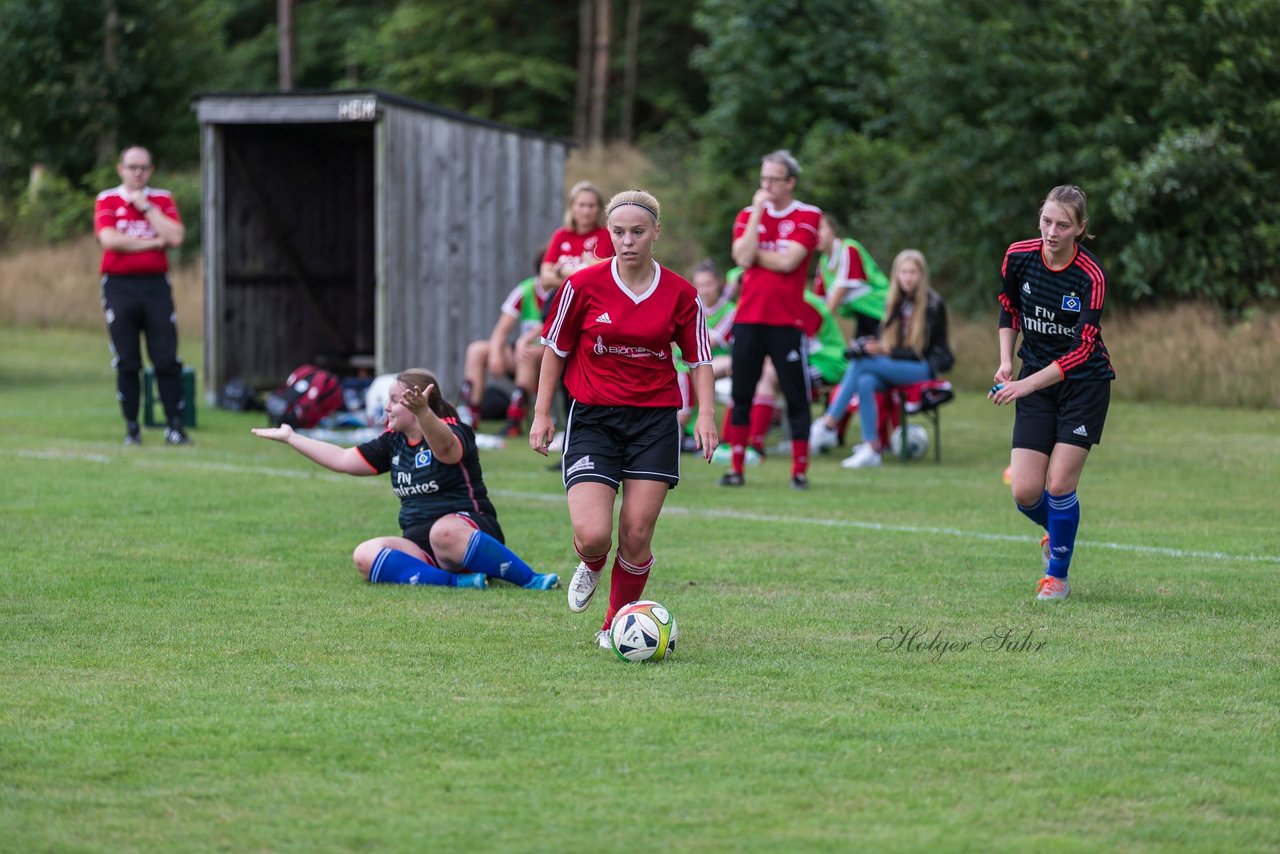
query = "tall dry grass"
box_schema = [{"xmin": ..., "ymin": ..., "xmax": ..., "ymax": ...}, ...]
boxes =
[
  {"xmin": 0, "ymin": 236, "xmax": 203, "ymax": 336},
  {"xmin": 947, "ymin": 306, "xmax": 1280, "ymax": 408}
]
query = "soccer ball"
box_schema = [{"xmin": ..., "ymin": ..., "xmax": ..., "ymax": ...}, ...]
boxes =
[
  {"xmin": 888, "ymin": 423, "xmax": 930, "ymax": 460},
  {"xmin": 609, "ymin": 600, "xmax": 678, "ymax": 662}
]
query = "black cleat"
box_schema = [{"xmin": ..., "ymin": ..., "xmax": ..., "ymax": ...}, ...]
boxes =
[
  {"xmin": 718, "ymin": 471, "xmax": 745, "ymax": 488},
  {"xmin": 790, "ymin": 474, "xmax": 809, "ymax": 491}
]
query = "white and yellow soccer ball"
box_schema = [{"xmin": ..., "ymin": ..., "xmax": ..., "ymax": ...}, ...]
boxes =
[
  {"xmin": 889, "ymin": 423, "xmax": 930, "ymax": 460},
  {"xmin": 609, "ymin": 600, "xmax": 678, "ymax": 662}
]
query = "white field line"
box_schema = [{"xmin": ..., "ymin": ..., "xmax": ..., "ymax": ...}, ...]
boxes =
[{"xmin": 14, "ymin": 449, "xmax": 1280, "ymax": 565}]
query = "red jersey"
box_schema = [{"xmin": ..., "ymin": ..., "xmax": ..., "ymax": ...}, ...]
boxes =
[
  {"xmin": 543, "ymin": 226, "xmax": 614, "ymax": 275},
  {"xmin": 541, "ymin": 259, "xmax": 711, "ymax": 408},
  {"xmin": 732, "ymin": 200, "xmax": 821, "ymax": 327},
  {"xmin": 95, "ymin": 186, "xmax": 181, "ymax": 275}
]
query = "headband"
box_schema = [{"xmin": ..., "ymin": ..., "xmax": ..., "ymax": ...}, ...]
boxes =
[{"xmin": 607, "ymin": 200, "xmax": 658, "ymax": 220}]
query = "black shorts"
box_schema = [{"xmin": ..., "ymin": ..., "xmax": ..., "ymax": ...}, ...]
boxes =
[
  {"xmin": 402, "ymin": 511, "xmax": 504, "ymax": 565},
  {"xmin": 562, "ymin": 401, "xmax": 681, "ymax": 491},
  {"xmin": 1012, "ymin": 370, "xmax": 1111, "ymax": 454}
]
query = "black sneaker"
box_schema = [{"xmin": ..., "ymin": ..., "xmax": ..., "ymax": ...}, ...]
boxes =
[
  {"xmin": 790, "ymin": 474, "xmax": 809, "ymax": 491},
  {"xmin": 124, "ymin": 423, "xmax": 142, "ymax": 446},
  {"xmin": 718, "ymin": 471, "xmax": 745, "ymax": 488},
  {"xmin": 164, "ymin": 425, "xmax": 193, "ymax": 445}
]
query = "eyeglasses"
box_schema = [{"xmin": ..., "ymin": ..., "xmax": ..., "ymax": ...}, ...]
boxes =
[
  {"xmin": 759, "ymin": 175, "xmax": 791, "ymax": 184},
  {"xmin": 123, "ymin": 164, "xmax": 153, "ymax": 172}
]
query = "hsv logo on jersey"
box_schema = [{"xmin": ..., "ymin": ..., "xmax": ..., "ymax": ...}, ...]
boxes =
[
  {"xmin": 415, "ymin": 449, "xmax": 433, "ymax": 468},
  {"xmin": 1061, "ymin": 294, "xmax": 1082, "ymax": 311}
]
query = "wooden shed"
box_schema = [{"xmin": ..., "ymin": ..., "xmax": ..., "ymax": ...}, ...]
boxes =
[{"xmin": 194, "ymin": 90, "xmax": 569, "ymax": 400}]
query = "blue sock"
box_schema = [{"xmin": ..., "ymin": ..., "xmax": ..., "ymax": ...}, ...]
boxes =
[
  {"xmin": 369, "ymin": 548, "xmax": 458, "ymax": 586},
  {"xmin": 1016, "ymin": 490, "xmax": 1050, "ymax": 529},
  {"xmin": 1046, "ymin": 491, "xmax": 1080, "ymax": 579},
  {"xmin": 462, "ymin": 531, "xmax": 535, "ymax": 586}
]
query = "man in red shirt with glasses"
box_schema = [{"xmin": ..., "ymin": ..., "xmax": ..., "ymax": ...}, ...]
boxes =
[
  {"xmin": 95, "ymin": 146, "xmax": 190, "ymax": 446},
  {"xmin": 723, "ymin": 149, "xmax": 822, "ymax": 490}
]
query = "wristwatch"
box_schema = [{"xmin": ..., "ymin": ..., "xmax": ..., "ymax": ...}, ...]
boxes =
[{"xmin": 140, "ymin": 202, "xmax": 154, "ymax": 214}]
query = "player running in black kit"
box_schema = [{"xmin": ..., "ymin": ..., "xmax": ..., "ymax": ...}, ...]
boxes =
[
  {"xmin": 988, "ymin": 185, "xmax": 1115, "ymax": 601},
  {"xmin": 253, "ymin": 369, "xmax": 558, "ymax": 591}
]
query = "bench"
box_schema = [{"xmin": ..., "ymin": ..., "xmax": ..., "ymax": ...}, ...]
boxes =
[{"xmin": 828, "ymin": 378, "xmax": 954, "ymax": 462}]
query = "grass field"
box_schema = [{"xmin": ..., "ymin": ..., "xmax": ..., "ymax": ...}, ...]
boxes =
[{"xmin": 2, "ymin": 327, "xmax": 1278, "ymax": 852}]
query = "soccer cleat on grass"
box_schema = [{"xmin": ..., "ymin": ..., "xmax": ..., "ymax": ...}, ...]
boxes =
[
  {"xmin": 1041, "ymin": 533, "xmax": 1051, "ymax": 571},
  {"xmin": 454, "ymin": 572, "xmax": 488, "ymax": 590},
  {"xmin": 124, "ymin": 423, "xmax": 142, "ymax": 446},
  {"xmin": 790, "ymin": 473, "xmax": 809, "ymax": 491},
  {"xmin": 1035, "ymin": 575, "xmax": 1071, "ymax": 601},
  {"xmin": 567, "ymin": 561, "xmax": 600, "ymax": 612},
  {"xmin": 499, "ymin": 419, "xmax": 523, "ymax": 438},
  {"xmin": 841, "ymin": 442, "xmax": 881, "ymax": 469},
  {"xmin": 164, "ymin": 425, "xmax": 193, "ymax": 445},
  {"xmin": 718, "ymin": 471, "xmax": 745, "ymax": 487},
  {"xmin": 523, "ymin": 572, "xmax": 560, "ymax": 591},
  {"xmin": 595, "ymin": 629, "xmax": 612, "ymax": 650},
  {"xmin": 808, "ymin": 419, "xmax": 840, "ymax": 453}
]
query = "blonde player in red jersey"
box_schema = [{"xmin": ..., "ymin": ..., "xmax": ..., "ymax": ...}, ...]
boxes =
[{"xmin": 531, "ymin": 190, "xmax": 718, "ymax": 649}]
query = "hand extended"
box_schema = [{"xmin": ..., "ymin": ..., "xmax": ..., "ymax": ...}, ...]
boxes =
[
  {"xmin": 252, "ymin": 424, "xmax": 294, "ymax": 442},
  {"xmin": 401, "ymin": 384, "xmax": 436, "ymax": 414},
  {"xmin": 988, "ymin": 380, "xmax": 1029, "ymax": 405}
]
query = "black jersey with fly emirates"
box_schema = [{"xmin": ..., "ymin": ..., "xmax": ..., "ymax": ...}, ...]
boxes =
[
  {"xmin": 356, "ymin": 425, "xmax": 496, "ymax": 532},
  {"xmin": 998, "ymin": 239, "xmax": 1115, "ymax": 381}
]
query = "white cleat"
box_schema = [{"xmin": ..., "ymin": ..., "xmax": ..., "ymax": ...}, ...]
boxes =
[
  {"xmin": 1036, "ymin": 575, "xmax": 1071, "ymax": 601},
  {"xmin": 596, "ymin": 629, "xmax": 612, "ymax": 650},
  {"xmin": 809, "ymin": 419, "xmax": 840, "ymax": 453},
  {"xmin": 841, "ymin": 442, "xmax": 882, "ymax": 469},
  {"xmin": 567, "ymin": 561, "xmax": 601, "ymax": 612}
]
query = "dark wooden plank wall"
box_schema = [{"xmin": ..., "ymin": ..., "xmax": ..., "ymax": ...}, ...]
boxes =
[
  {"xmin": 218, "ymin": 123, "xmax": 376, "ymax": 387},
  {"xmin": 199, "ymin": 93, "xmax": 566, "ymax": 399}
]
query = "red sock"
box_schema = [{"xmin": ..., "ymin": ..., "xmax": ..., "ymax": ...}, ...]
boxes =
[
  {"xmin": 724, "ymin": 422, "xmax": 749, "ymax": 474},
  {"xmin": 791, "ymin": 438, "xmax": 810, "ymax": 477},
  {"xmin": 574, "ymin": 542, "xmax": 608, "ymax": 572},
  {"xmin": 601, "ymin": 553, "xmax": 653, "ymax": 631},
  {"xmin": 506, "ymin": 387, "xmax": 529, "ymax": 423},
  {"xmin": 748, "ymin": 398, "xmax": 775, "ymax": 453}
]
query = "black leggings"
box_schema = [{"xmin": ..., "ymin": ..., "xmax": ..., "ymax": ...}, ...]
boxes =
[
  {"xmin": 729, "ymin": 323, "xmax": 812, "ymax": 440},
  {"xmin": 101, "ymin": 274, "xmax": 185, "ymax": 424}
]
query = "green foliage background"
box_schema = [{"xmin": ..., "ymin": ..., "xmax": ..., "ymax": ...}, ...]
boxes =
[{"xmin": 1, "ymin": 0, "xmax": 1278, "ymax": 310}]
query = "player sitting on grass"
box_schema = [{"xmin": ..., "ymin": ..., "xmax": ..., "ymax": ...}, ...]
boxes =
[{"xmin": 252, "ymin": 368, "xmax": 558, "ymax": 591}]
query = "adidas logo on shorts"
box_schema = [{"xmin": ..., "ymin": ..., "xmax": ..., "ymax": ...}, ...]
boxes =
[{"xmin": 1073, "ymin": 425, "xmax": 1088, "ymax": 437}]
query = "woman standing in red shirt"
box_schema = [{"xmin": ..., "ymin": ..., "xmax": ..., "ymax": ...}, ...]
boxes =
[{"xmin": 531, "ymin": 189, "xmax": 718, "ymax": 649}]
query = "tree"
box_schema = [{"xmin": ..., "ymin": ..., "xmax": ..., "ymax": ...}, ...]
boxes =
[
  {"xmin": 689, "ymin": 0, "xmax": 891, "ymax": 265},
  {"xmin": 888, "ymin": 0, "xmax": 1280, "ymax": 310}
]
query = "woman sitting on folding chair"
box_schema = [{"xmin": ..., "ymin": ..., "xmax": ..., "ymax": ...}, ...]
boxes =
[{"xmin": 808, "ymin": 249, "xmax": 953, "ymax": 468}]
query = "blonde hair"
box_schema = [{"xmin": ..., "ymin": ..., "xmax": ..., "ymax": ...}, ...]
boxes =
[
  {"xmin": 1041, "ymin": 184, "xmax": 1094, "ymax": 242},
  {"xmin": 395, "ymin": 368, "xmax": 460, "ymax": 422},
  {"xmin": 605, "ymin": 189, "xmax": 660, "ymax": 223},
  {"xmin": 881, "ymin": 249, "xmax": 930, "ymax": 353},
  {"xmin": 563, "ymin": 181, "xmax": 606, "ymax": 230}
]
